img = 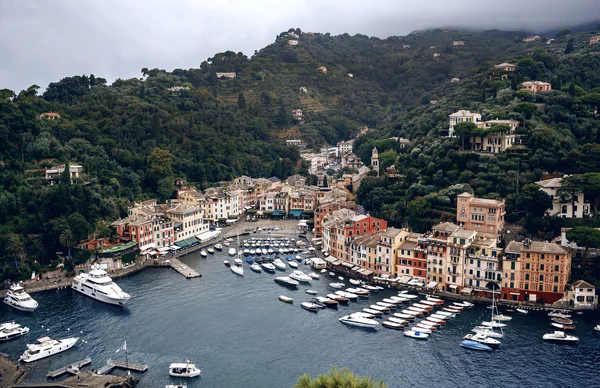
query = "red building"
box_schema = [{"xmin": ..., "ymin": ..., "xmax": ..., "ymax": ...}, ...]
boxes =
[
  {"xmin": 314, "ymin": 201, "xmax": 357, "ymax": 238},
  {"xmin": 111, "ymin": 216, "xmax": 155, "ymax": 251},
  {"xmin": 344, "ymin": 214, "xmax": 388, "ymax": 240}
]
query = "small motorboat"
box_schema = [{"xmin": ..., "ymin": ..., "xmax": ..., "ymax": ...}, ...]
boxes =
[
  {"xmin": 491, "ymin": 314, "xmax": 512, "ymax": 322},
  {"xmin": 443, "ymin": 307, "xmax": 461, "ymax": 314},
  {"xmin": 516, "ymin": 308, "xmax": 529, "ymax": 314},
  {"xmin": 369, "ymin": 305, "xmax": 388, "ymax": 312},
  {"xmin": 551, "ymin": 323, "xmax": 575, "ymax": 330},
  {"xmin": 327, "ymin": 294, "xmax": 349, "ymax": 305},
  {"xmin": 338, "ymin": 276, "xmax": 344, "ymax": 281},
  {"xmin": 305, "ymin": 289, "xmax": 318, "ymax": 295},
  {"xmin": 288, "ymin": 261, "xmax": 299, "ymax": 269},
  {"xmin": 169, "ymin": 361, "xmax": 200, "ymax": 378},
  {"xmin": 377, "ymin": 302, "xmax": 395, "ymax": 309},
  {"xmin": 461, "ymin": 339, "xmax": 492, "ymax": 351},
  {"xmin": 471, "ymin": 326, "xmax": 504, "ymax": 339},
  {"xmin": 362, "ymin": 285, "xmax": 379, "ymax": 293},
  {"xmin": 289, "ymin": 270, "xmax": 311, "ymax": 283},
  {"xmin": 339, "ymin": 315, "xmax": 379, "ymax": 328},
  {"xmin": 245, "ymin": 257, "xmax": 254, "ymax": 264},
  {"xmin": 309, "ymin": 272, "xmax": 320, "ymax": 280},
  {"xmin": 230, "ymin": 263, "xmax": 244, "ymax": 277},
  {"xmin": 316, "ymin": 296, "xmax": 338, "ymax": 308},
  {"xmin": 279, "ymin": 295, "xmax": 293, "ymax": 303},
  {"xmin": 329, "ymin": 272, "xmax": 336, "ymax": 277},
  {"xmin": 481, "ymin": 321, "xmax": 506, "ymax": 328},
  {"xmin": 335, "ymin": 290, "xmax": 358, "ymax": 300},
  {"xmin": 382, "ymin": 321, "xmax": 404, "ymax": 330},
  {"xmin": 594, "ymin": 324, "xmax": 600, "ymax": 332},
  {"xmin": 329, "ymin": 282, "xmax": 344, "ymax": 289},
  {"xmin": 383, "ymin": 298, "xmax": 402, "ymax": 305},
  {"xmin": 228, "ymin": 248, "xmax": 236, "ymax": 256},
  {"xmin": 404, "ymin": 330, "xmax": 428, "ymax": 340},
  {"xmin": 200, "ymin": 250, "xmax": 207, "ymax": 258},
  {"xmin": 363, "ymin": 308, "xmax": 383, "ymax": 316},
  {"xmin": 273, "ymin": 259, "xmax": 286, "ymax": 270},
  {"xmin": 301, "ymin": 302, "xmax": 320, "ymax": 312},
  {"xmin": 0, "ymin": 321, "xmax": 30, "ymax": 341},
  {"xmin": 320, "ymin": 269, "xmax": 327, "ymax": 274},
  {"xmin": 234, "ymin": 258, "xmax": 242, "ymax": 266},
  {"xmin": 347, "ymin": 288, "xmax": 369, "ymax": 297},
  {"xmin": 543, "ymin": 331, "xmax": 579, "ymax": 343},
  {"xmin": 351, "ymin": 312, "xmax": 375, "ymax": 319},
  {"xmin": 207, "ymin": 248, "xmax": 215, "ymax": 254},
  {"xmin": 274, "ymin": 277, "xmax": 299, "ymax": 289},
  {"xmin": 349, "ymin": 279, "xmax": 361, "ymax": 286},
  {"xmin": 243, "ymin": 249, "xmax": 250, "ymax": 256},
  {"xmin": 393, "ymin": 313, "xmax": 414, "ymax": 320},
  {"xmin": 414, "ymin": 324, "xmax": 434, "ymax": 333},
  {"xmin": 214, "ymin": 244, "xmax": 223, "ymax": 251},
  {"xmin": 551, "ymin": 317, "xmax": 574, "ymax": 325},
  {"xmin": 250, "ymin": 263, "xmax": 262, "ymax": 273},
  {"xmin": 463, "ymin": 333, "xmax": 501, "ymax": 348},
  {"xmin": 295, "ymin": 255, "xmax": 303, "ymax": 262},
  {"xmin": 548, "ymin": 310, "xmax": 571, "ymax": 318},
  {"xmin": 398, "ymin": 292, "xmax": 418, "ymax": 300},
  {"xmin": 223, "ymin": 260, "xmax": 231, "ymax": 267},
  {"xmin": 260, "ymin": 262, "xmax": 276, "ymax": 273},
  {"xmin": 223, "ymin": 240, "xmax": 231, "ymax": 247}
]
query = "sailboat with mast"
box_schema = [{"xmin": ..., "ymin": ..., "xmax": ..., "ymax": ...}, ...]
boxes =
[
  {"xmin": 230, "ymin": 230, "xmax": 244, "ymax": 277},
  {"xmin": 471, "ymin": 289, "xmax": 504, "ymax": 344}
]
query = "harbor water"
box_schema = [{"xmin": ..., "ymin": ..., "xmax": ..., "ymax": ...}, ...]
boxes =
[{"xmin": 1, "ymin": 245, "xmax": 599, "ymax": 387}]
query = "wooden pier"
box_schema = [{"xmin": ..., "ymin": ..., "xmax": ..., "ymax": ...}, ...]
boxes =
[
  {"xmin": 97, "ymin": 359, "xmax": 148, "ymax": 375},
  {"xmin": 46, "ymin": 357, "xmax": 91, "ymax": 378}
]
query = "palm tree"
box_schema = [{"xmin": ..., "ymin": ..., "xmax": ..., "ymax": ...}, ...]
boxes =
[
  {"xmin": 5, "ymin": 234, "xmax": 25, "ymax": 269},
  {"xmin": 294, "ymin": 368, "xmax": 387, "ymax": 388},
  {"xmin": 59, "ymin": 229, "xmax": 75, "ymax": 259}
]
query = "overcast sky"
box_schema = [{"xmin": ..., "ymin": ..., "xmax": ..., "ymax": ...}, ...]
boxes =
[{"xmin": 1, "ymin": 0, "xmax": 598, "ymax": 93}]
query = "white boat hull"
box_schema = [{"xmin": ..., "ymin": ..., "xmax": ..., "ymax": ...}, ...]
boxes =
[
  {"xmin": 72, "ymin": 282, "xmax": 130, "ymax": 306},
  {"xmin": 3, "ymin": 298, "xmax": 38, "ymax": 312},
  {"xmin": 20, "ymin": 338, "xmax": 78, "ymax": 362}
]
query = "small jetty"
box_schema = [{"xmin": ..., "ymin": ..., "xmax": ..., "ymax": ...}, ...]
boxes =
[
  {"xmin": 154, "ymin": 257, "xmax": 200, "ymax": 279},
  {"xmin": 97, "ymin": 359, "xmax": 148, "ymax": 375},
  {"xmin": 47, "ymin": 357, "xmax": 92, "ymax": 377}
]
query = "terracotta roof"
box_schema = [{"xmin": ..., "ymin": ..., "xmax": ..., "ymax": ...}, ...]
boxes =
[
  {"xmin": 572, "ymin": 280, "xmax": 595, "ymax": 289},
  {"xmin": 506, "ymin": 240, "xmax": 569, "ymax": 255},
  {"xmin": 432, "ymin": 222, "xmax": 460, "ymax": 233}
]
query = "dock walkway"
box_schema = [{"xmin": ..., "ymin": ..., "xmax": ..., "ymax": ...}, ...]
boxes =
[
  {"xmin": 47, "ymin": 357, "xmax": 91, "ymax": 377},
  {"xmin": 153, "ymin": 257, "xmax": 200, "ymax": 278},
  {"xmin": 97, "ymin": 359, "xmax": 148, "ymax": 375}
]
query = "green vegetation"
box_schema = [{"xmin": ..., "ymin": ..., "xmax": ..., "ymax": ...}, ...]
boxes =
[{"xmin": 294, "ymin": 367, "xmax": 386, "ymax": 388}]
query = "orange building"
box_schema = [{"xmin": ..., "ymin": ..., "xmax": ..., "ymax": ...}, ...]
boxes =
[
  {"xmin": 456, "ymin": 193, "xmax": 505, "ymax": 236},
  {"xmin": 501, "ymin": 240, "xmax": 571, "ymax": 304}
]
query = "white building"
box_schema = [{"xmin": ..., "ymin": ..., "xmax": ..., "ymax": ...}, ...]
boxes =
[
  {"xmin": 568, "ymin": 280, "xmax": 597, "ymax": 310},
  {"xmin": 337, "ymin": 140, "xmax": 354, "ymax": 156},
  {"xmin": 535, "ymin": 177, "xmax": 589, "ymax": 218},
  {"xmin": 45, "ymin": 164, "xmax": 83, "ymax": 185},
  {"xmin": 448, "ymin": 110, "xmax": 482, "ymax": 137},
  {"xmin": 167, "ymin": 202, "xmax": 207, "ymax": 241}
]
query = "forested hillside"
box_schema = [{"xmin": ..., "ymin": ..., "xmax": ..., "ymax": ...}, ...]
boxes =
[{"xmin": 1, "ymin": 25, "xmax": 600, "ymax": 280}]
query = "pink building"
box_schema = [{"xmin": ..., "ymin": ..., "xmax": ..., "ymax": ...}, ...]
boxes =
[
  {"xmin": 520, "ymin": 81, "xmax": 551, "ymax": 93},
  {"xmin": 456, "ymin": 193, "xmax": 505, "ymax": 235}
]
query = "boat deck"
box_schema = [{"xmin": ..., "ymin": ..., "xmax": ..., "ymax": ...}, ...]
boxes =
[
  {"xmin": 46, "ymin": 357, "xmax": 92, "ymax": 378},
  {"xmin": 97, "ymin": 359, "xmax": 148, "ymax": 375}
]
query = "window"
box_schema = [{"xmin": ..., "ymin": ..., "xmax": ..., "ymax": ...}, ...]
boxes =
[
  {"xmin": 540, "ymin": 264, "xmax": 545, "ymax": 271},
  {"xmin": 554, "ymin": 265, "xmax": 559, "ymax": 272},
  {"xmin": 554, "ymin": 276, "xmax": 559, "ymax": 283},
  {"xmin": 525, "ymin": 263, "xmax": 530, "ymax": 270},
  {"xmin": 524, "ymin": 283, "xmax": 529, "ymax": 290},
  {"xmin": 553, "ymin": 286, "xmax": 558, "ymax": 292},
  {"xmin": 539, "ymin": 275, "xmax": 544, "ymax": 281},
  {"xmin": 511, "ymin": 262, "xmax": 515, "ymax": 270},
  {"xmin": 525, "ymin": 274, "xmax": 529, "ymax": 281}
]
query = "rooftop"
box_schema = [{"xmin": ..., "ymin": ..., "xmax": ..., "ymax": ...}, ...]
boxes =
[
  {"xmin": 506, "ymin": 240, "xmax": 569, "ymax": 255},
  {"xmin": 452, "ymin": 229, "xmax": 477, "ymax": 239},
  {"xmin": 535, "ymin": 177, "xmax": 565, "ymax": 188},
  {"xmin": 432, "ymin": 222, "xmax": 460, "ymax": 233},
  {"xmin": 572, "ymin": 279, "xmax": 595, "ymax": 289}
]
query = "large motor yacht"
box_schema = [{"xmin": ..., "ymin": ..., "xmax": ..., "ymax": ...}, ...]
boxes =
[
  {"xmin": 0, "ymin": 321, "xmax": 30, "ymax": 341},
  {"xmin": 3, "ymin": 284, "xmax": 38, "ymax": 312},
  {"xmin": 72, "ymin": 265, "xmax": 131, "ymax": 306},
  {"xmin": 19, "ymin": 336, "xmax": 79, "ymax": 362}
]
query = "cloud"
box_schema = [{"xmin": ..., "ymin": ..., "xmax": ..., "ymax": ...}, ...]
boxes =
[{"xmin": 0, "ymin": 0, "xmax": 598, "ymax": 92}]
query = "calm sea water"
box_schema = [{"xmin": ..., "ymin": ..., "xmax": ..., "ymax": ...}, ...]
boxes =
[{"xmin": 2, "ymin": 243, "xmax": 599, "ymax": 388}]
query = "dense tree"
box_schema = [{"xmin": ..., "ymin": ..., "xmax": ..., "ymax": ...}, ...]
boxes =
[
  {"xmin": 556, "ymin": 28, "xmax": 571, "ymax": 38},
  {"xmin": 517, "ymin": 184, "xmax": 552, "ymax": 217},
  {"xmin": 565, "ymin": 38, "xmax": 575, "ymax": 54},
  {"xmin": 294, "ymin": 368, "xmax": 386, "ymax": 388},
  {"xmin": 5, "ymin": 235, "xmax": 25, "ymax": 269},
  {"xmin": 59, "ymin": 229, "xmax": 75, "ymax": 258},
  {"xmin": 453, "ymin": 122, "xmax": 476, "ymax": 150},
  {"xmin": 566, "ymin": 227, "xmax": 600, "ymax": 257},
  {"xmin": 237, "ymin": 92, "xmax": 246, "ymax": 109}
]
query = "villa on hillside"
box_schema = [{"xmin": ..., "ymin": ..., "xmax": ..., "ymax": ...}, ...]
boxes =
[
  {"xmin": 216, "ymin": 72, "xmax": 236, "ymax": 79},
  {"xmin": 38, "ymin": 112, "xmax": 61, "ymax": 120},
  {"xmin": 535, "ymin": 177, "xmax": 589, "ymax": 218},
  {"xmin": 453, "ymin": 41, "xmax": 465, "ymax": 46},
  {"xmin": 589, "ymin": 36, "xmax": 600, "ymax": 45},
  {"xmin": 523, "ymin": 35, "xmax": 540, "ymax": 42},
  {"xmin": 448, "ymin": 110, "xmax": 482, "ymax": 137},
  {"xmin": 319, "ymin": 66, "xmax": 327, "ymax": 73},
  {"xmin": 299, "ymin": 87, "xmax": 307, "ymax": 94},
  {"xmin": 292, "ymin": 109, "xmax": 303, "ymax": 121},
  {"xmin": 491, "ymin": 63, "xmax": 517, "ymax": 80},
  {"xmin": 45, "ymin": 164, "xmax": 83, "ymax": 185},
  {"xmin": 468, "ymin": 119, "xmax": 520, "ymax": 153},
  {"xmin": 520, "ymin": 81, "xmax": 551, "ymax": 93},
  {"xmin": 450, "ymin": 77, "xmax": 461, "ymax": 83},
  {"xmin": 433, "ymin": 53, "xmax": 440, "ymax": 57},
  {"xmin": 288, "ymin": 40, "xmax": 299, "ymax": 46}
]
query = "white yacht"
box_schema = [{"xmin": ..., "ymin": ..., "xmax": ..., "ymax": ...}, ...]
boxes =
[
  {"xmin": 72, "ymin": 265, "xmax": 131, "ymax": 306},
  {"xmin": 339, "ymin": 315, "xmax": 379, "ymax": 328},
  {"xmin": 19, "ymin": 336, "xmax": 79, "ymax": 362},
  {"xmin": 491, "ymin": 314, "xmax": 512, "ymax": 322},
  {"xmin": 230, "ymin": 263, "xmax": 244, "ymax": 276},
  {"xmin": 289, "ymin": 271, "xmax": 311, "ymax": 283},
  {"xmin": 329, "ymin": 282, "xmax": 344, "ymax": 289},
  {"xmin": 273, "ymin": 259, "xmax": 286, "ymax": 270},
  {"xmin": 543, "ymin": 331, "xmax": 579, "ymax": 343},
  {"xmin": 214, "ymin": 244, "xmax": 223, "ymax": 251},
  {"xmin": 481, "ymin": 321, "xmax": 506, "ymax": 328},
  {"xmin": 0, "ymin": 321, "xmax": 30, "ymax": 341},
  {"xmin": 3, "ymin": 284, "xmax": 38, "ymax": 312},
  {"xmin": 472, "ymin": 326, "xmax": 504, "ymax": 338},
  {"xmin": 169, "ymin": 361, "xmax": 201, "ymax": 378},
  {"xmin": 463, "ymin": 333, "xmax": 501, "ymax": 348},
  {"xmin": 228, "ymin": 248, "xmax": 237, "ymax": 256}
]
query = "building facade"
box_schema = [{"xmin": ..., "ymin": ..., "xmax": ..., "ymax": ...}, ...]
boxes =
[
  {"xmin": 535, "ymin": 177, "xmax": 589, "ymax": 218},
  {"xmin": 456, "ymin": 192, "xmax": 506, "ymax": 235}
]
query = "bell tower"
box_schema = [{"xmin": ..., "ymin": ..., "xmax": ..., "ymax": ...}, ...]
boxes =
[{"xmin": 371, "ymin": 147, "xmax": 379, "ymax": 176}]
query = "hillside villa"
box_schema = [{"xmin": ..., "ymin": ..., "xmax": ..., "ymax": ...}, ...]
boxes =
[{"xmin": 520, "ymin": 81, "xmax": 552, "ymax": 93}]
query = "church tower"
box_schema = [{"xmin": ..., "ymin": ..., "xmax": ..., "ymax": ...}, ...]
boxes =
[{"xmin": 371, "ymin": 147, "xmax": 379, "ymax": 176}]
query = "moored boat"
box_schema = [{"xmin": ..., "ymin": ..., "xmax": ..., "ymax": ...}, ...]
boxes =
[
  {"xmin": 3, "ymin": 284, "xmax": 39, "ymax": 312},
  {"xmin": 207, "ymin": 247, "xmax": 215, "ymax": 254},
  {"xmin": 0, "ymin": 321, "xmax": 30, "ymax": 341},
  {"xmin": 72, "ymin": 265, "xmax": 131, "ymax": 306},
  {"xmin": 223, "ymin": 260, "xmax": 231, "ymax": 267},
  {"xmin": 363, "ymin": 308, "xmax": 383, "ymax": 316},
  {"xmin": 460, "ymin": 339, "xmax": 492, "ymax": 351},
  {"xmin": 329, "ymin": 282, "xmax": 344, "ymax": 289},
  {"xmin": 382, "ymin": 321, "xmax": 404, "ymax": 330},
  {"xmin": 260, "ymin": 262, "xmax": 276, "ymax": 273},
  {"xmin": 289, "ymin": 270, "xmax": 311, "ymax": 283},
  {"xmin": 274, "ymin": 277, "xmax": 299, "ymax": 289},
  {"xmin": 404, "ymin": 330, "xmax": 428, "ymax": 339},
  {"xmin": 481, "ymin": 321, "xmax": 506, "ymax": 328},
  {"xmin": 491, "ymin": 314, "xmax": 512, "ymax": 322},
  {"xmin": 309, "ymin": 272, "xmax": 320, "ymax": 280},
  {"xmin": 228, "ymin": 248, "xmax": 237, "ymax": 256},
  {"xmin": 471, "ymin": 326, "xmax": 504, "ymax": 338},
  {"xmin": 551, "ymin": 323, "xmax": 576, "ymax": 330},
  {"xmin": 301, "ymin": 302, "xmax": 320, "ymax": 312},
  {"xmin": 288, "ymin": 261, "xmax": 299, "ymax": 269},
  {"xmin": 214, "ymin": 244, "xmax": 223, "ymax": 251},
  {"xmin": 339, "ymin": 315, "xmax": 379, "ymax": 328},
  {"xmin": 200, "ymin": 250, "xmax": 207, "ymax": 258},
  {"xmin": 169, "ymin": 361, "xmax": 201, "ymax": 378},
  {"xmin": 19, "ymin": 336, "xmax": 79, "ymax": 362},
  {"xmin": 542, "ymin": 331, "xmax": 579, "ymax": 343},
  {"xmin": 327, "ymin": 294, "xmax": 349, "ymax": 305},
  {"xmin": 279, "ymin": 295, "xmax": 293, "ymax": 303},
  {"xmin": 516, "ymin": 308, "xmax": 529, "ymax": 314},
  {"xmin": 349, "ymin": 279, "xmax": 361, "ymax": 286},
  {"xmin": 250, "ymin": 263, "xmax": 262, "ymax": 273},
  {"xmin": 335, "ymin": 290, "xmax": 358, "ymax": 300},
  {"xmin": 594, "ymin": 324, "xmax": 600, "ymax": 332},
  {"xmin": 305, "ymin": 289, "xmax": 318, "ymax": 295},
  {"xmin": 463, "ymin": 333, "xmax": 501, "ymax": 348},
  {"xmin": 316, "ymin": 296, "xmax": 338, "ymax": 308}
]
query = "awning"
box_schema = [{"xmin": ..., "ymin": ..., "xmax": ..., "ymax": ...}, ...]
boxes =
[
  {"xmin": 397, "ymin": 275, "xmax": 412, "ymax": 284},
  {"xmin": 425, "ymin": 281, "xmax": 438, "ymax": 289},
  {"xmin": 149, "ymin": 251, "xmax": 158, "ymax": 256},
  {"xmin": 289, "ymin": 209, "xmax": 303, "ymax": 218},
  {"xmin": 461, "ymin": 287, "xmax": 473, "ymax": 295},
  {"xmin": 185, "ymin": 237, "xmax": 199, "ymax": 245},
  {"xmin": 510, "ymin": 292, "xmax": 520, "ymax": 296},
  {"xmin": 352, "ymin": 266, "xmax": 361, "ymax": 271},
  {"xmin": 169, "ymin": 245, "xmax": 180, "ymax": 250},
  {"xmin": 158, "ymin": 246, "xmax": 172, "ymax": 253},
  {"xmin": 175, "ymin": 240, "xmax": 191, "ymax": 248},
  {"xmin": 342, "ymin": 262, "xmax": 354, "ymax": 268},
  {"xmin": 196, "ymin": 230, "xmax": 221, "ymax": 242},
  {"xmin": 361, "ymin": 270, "xmax": 374, "ymax": 276},
  {"xmin": 98, "ymin": 241, "xmax": 138, "ymax": 254},
  {"xmin": 448, "ymin": 285, "xmax": 458, "ymax": 289},
  {"xmin": 256, "ymin": 211, "xmax": 264, "ymax": 216},
  {"xmin": 332, "ymin": 260, "xmax": 342, "ymax": 265},
  {"xmin": 272, "ymin": 210, "xmax": 284, "ymax": 216},
  {"xmin": 323, "ymin": 256, "xmax": 337, "ymax": 263},
  {"xmin": 226, "ymin": 219, "xmax": 237, "ymax": 224}
]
